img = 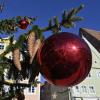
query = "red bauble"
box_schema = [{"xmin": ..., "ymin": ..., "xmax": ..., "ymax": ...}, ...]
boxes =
[
  {"xmin": 37, "ymin": 32, "xmax": 92, "ymax": 87},
  {"xmin": 19, "ymin": 19, "xmax": 29, "ymax": 29}
]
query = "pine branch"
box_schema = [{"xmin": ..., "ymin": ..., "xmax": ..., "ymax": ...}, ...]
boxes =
[
  {"xmin": 0, "ymin": 16, "xmax": 37, "ymax": 34},
  {"xmin": 0, "ymin": 80, "xmax": 40, "ymax": 87},
  {"xmin": 0, "ymin": 81, "xmax": 31, "ymax": 87},
  {"xmin": 40, "ymin": 4, "xmax": 84, "ymax": 32}
]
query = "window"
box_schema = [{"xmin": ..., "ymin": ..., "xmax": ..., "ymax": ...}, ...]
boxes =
[
  {"xmin": 28, "ymin": 86, "xmax": 35, "ymax": 93},
  {"xmin": 73, "ymin": 98, "xmax": 82, "ymax": 100},
  {"xmin": 97, "ymin": 71, "xmax": 100, "ymax": 78},
  {"xmin": 84, "ymin": 98, "xmax": 98, "ymax": 100},
  {"xmin": 0, "ymin": 44, "xmax": 4, "ymax": 49},
  {"xmin": 94, "ymin": 61, "xmax": 97, "ymax": 63},
  {"xmin": 27, "ymin": 86, "xmax": 37, "ymax": 95},
  {"xmin": 87, "ymin": 73, "xmax": 91, "ymax": 78},
  {"xmin": 9, "ymin": 56, "xmax": 13, "ymax": 59},
  {"xmin": 72, "ymin": 86, "xmax": 80, "ymax": 94},
  {"xmin": 81, "ymin": 86, "xmax": 87, "ymax": 93},
  {"xmin": 89, "ymin": 86, "xmax": 95, "ymax": 94},
  {"xmin": 75, "ymin": 86, "xmax": 79, "ymax": 93}
]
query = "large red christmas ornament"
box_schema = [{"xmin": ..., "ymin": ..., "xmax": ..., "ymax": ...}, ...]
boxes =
[
  {"xmin": 37, "ymin": 32, "xmax": 92, "ymax": 87},
  {"xmin": 19, "ymin": 19, "xmax": 29, "ymax": 29}
]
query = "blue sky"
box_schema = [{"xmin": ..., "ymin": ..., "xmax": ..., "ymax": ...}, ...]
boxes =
[
  {"xmin": 0, "ymin": 0, "xmax": 100, "ymax": 82},
  {"xmin": 0, "ymin": 0, "xmax": 100, "ymax": 38}
]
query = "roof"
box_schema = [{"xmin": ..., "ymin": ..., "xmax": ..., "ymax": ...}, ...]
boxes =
[{"xmin": 79, "ymin": 28, "xmax": 100, "ymax": 53}]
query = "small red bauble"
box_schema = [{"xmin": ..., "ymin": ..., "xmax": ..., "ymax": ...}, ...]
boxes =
[
  {"xmin": 37, "ymin": 32, "xmax": 92, "ymax": 87},
  {"xmin": 19, "ymin": 19, "xmax": 29, "ymax": 29}
]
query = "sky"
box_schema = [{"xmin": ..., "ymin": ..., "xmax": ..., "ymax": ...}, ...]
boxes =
[
  {"xmin": 0, "ymin": 0, "xmax": 100, "ymax": 82},
  {"xmin": 0, "ymin": 0, "xmax": 100, "ymax": 38}
]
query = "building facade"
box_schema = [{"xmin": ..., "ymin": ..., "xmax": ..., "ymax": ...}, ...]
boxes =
[
  {"xmin": 0, "ymin": 37, "xmax": 41, "ymax": 100},
  {"xmin": 70, "ymin": 28, "xmax": 100, "ymax": 100}
]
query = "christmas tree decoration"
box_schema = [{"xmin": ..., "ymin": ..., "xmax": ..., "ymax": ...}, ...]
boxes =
[
  {"xmin": 30, "ymin": 39, "xmax": 41, "ymax": 64},
  {"xmin": 13, "ymin": 48, "xmax": 21, "ymax": 71},
  {"xmin": 18, "ymin": 19, "xmax": 29, "ymax": 29},
  {"xmin": 27, "ymin": 31, "xmax": 36, "ymax": 64},
  {"xmin": 37, "ymin": 32, "xmax": 92, "ymax": 87}
]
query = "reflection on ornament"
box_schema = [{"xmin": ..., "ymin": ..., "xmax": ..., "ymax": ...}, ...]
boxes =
[{"xmin": 37, "ymin": 32, "xmax": 92, "ymax": 87}]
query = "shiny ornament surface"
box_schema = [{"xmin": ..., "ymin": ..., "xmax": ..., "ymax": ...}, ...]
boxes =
[
  {"xmin": 19, "ymin": 19, "xmax": 29, "ymax": 29},
  {"xmin": 37, "ymin": 32, "xmax": 92, "ymax": 87}
]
